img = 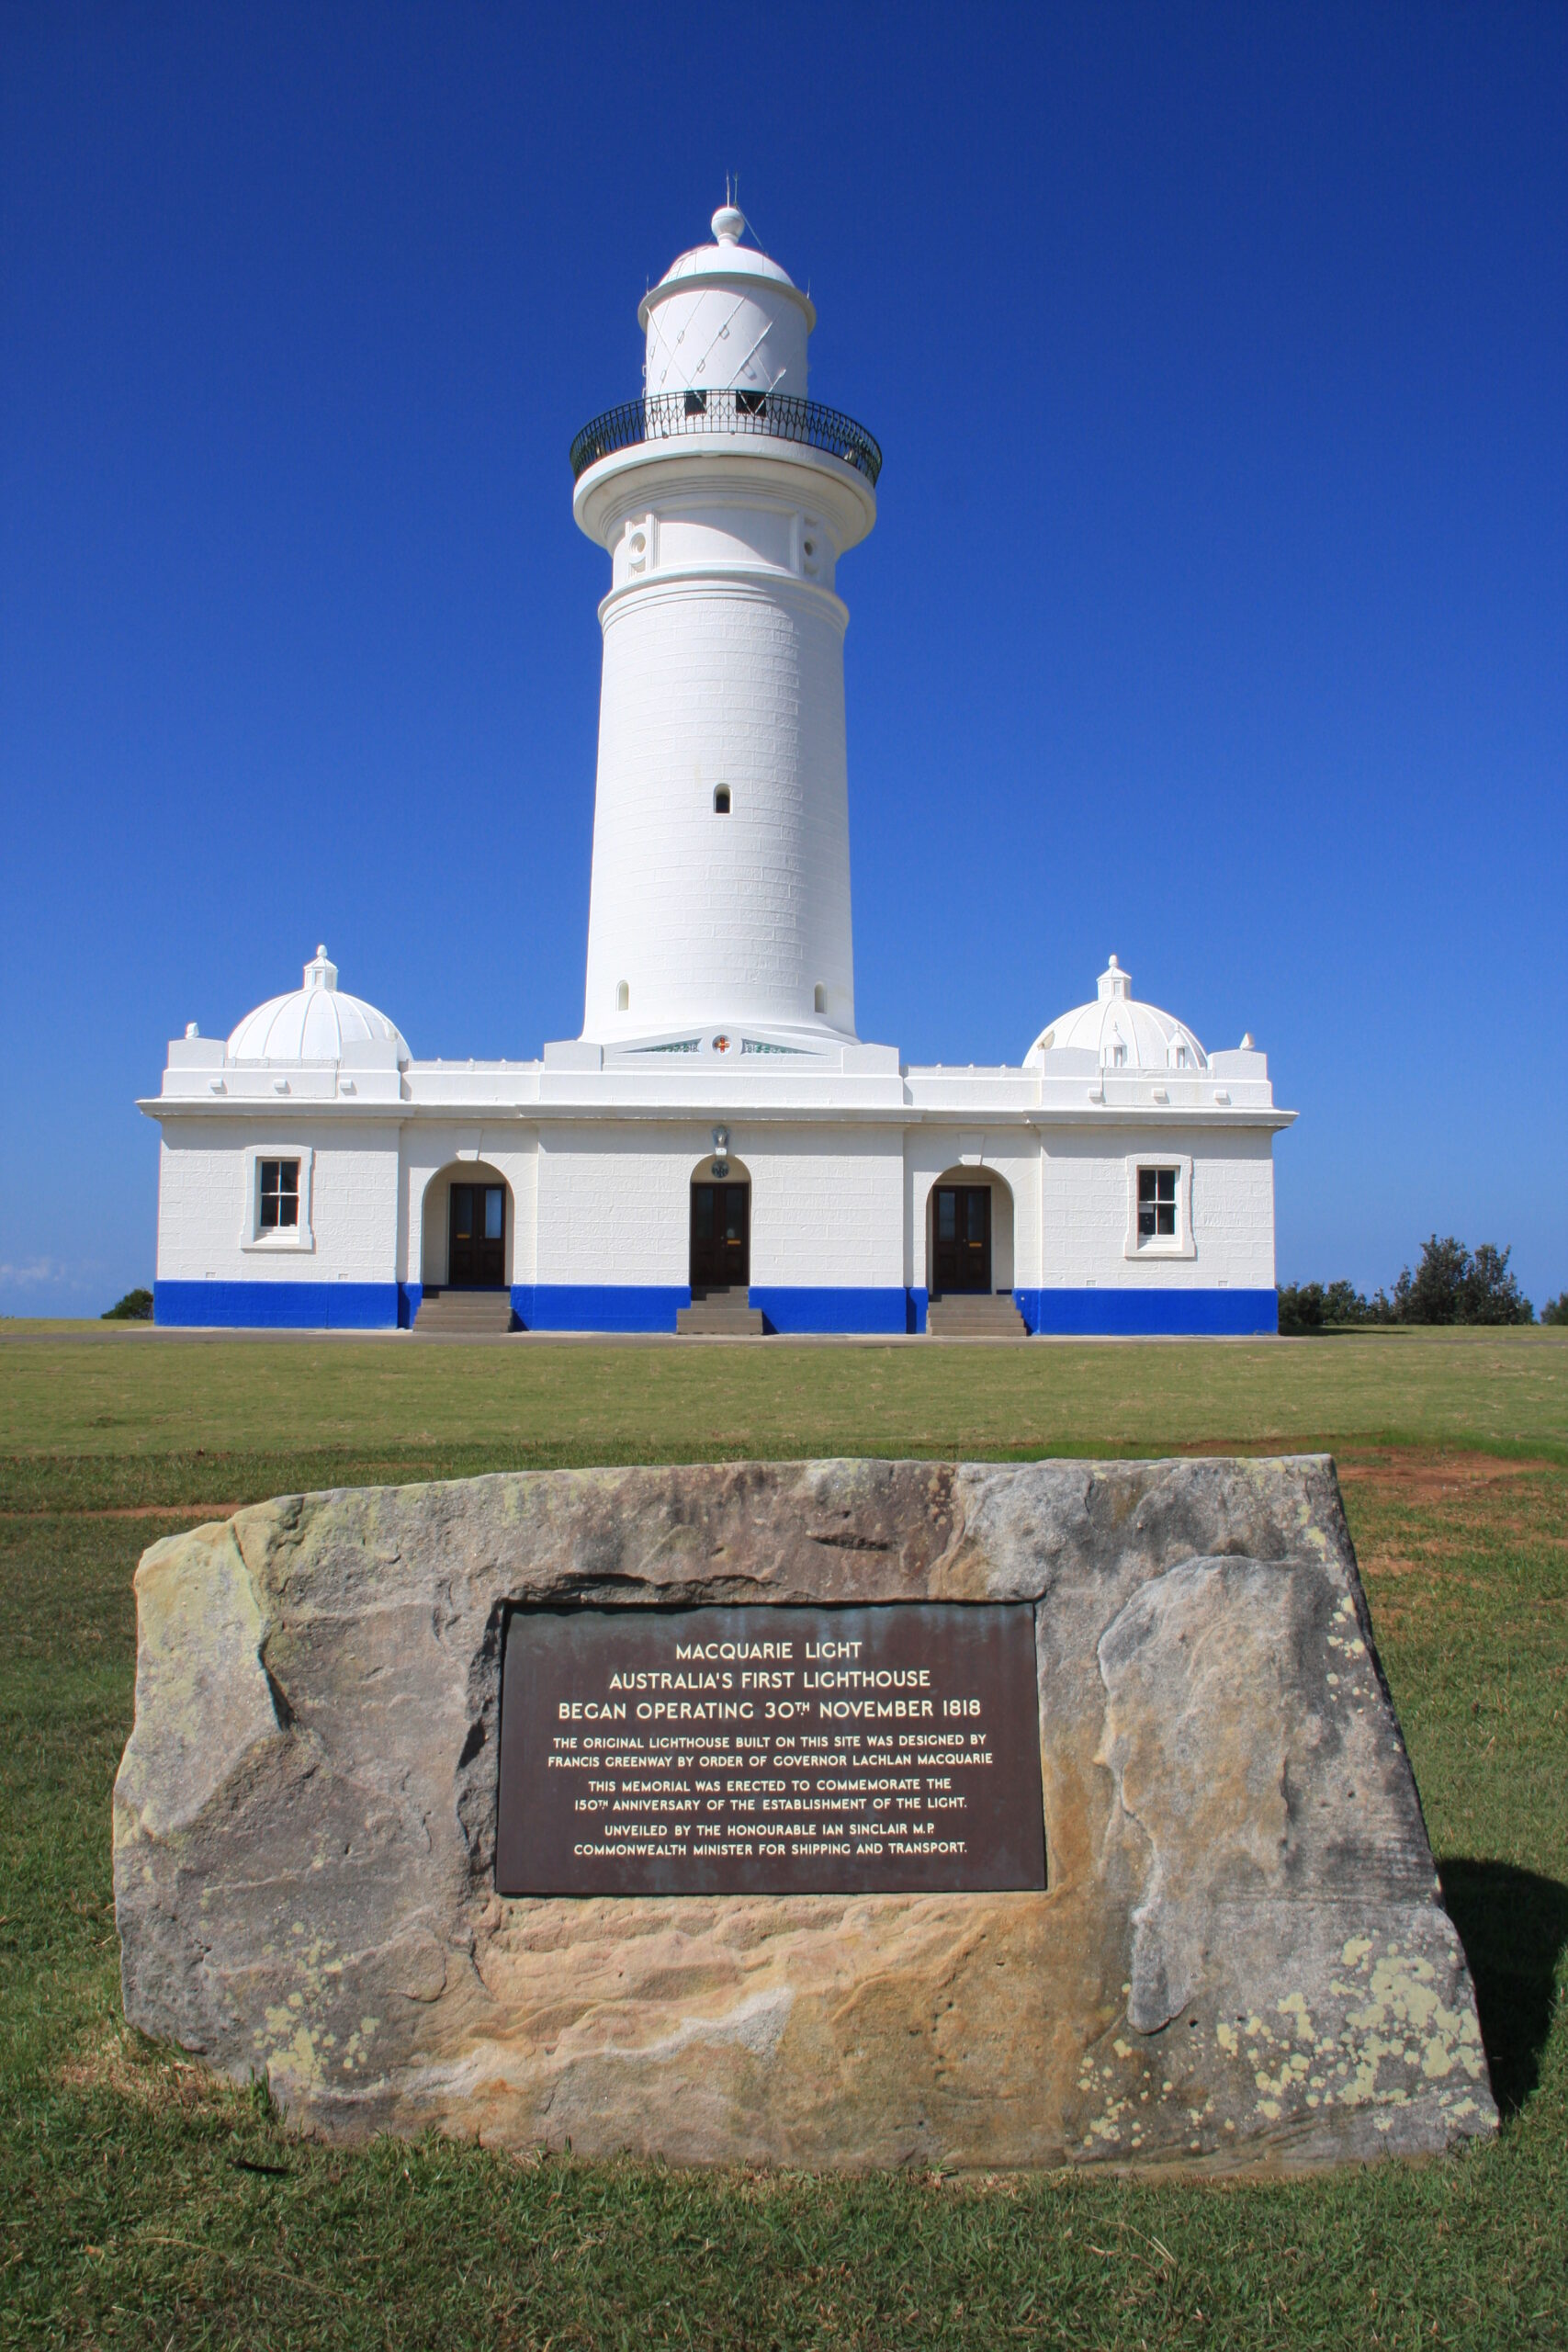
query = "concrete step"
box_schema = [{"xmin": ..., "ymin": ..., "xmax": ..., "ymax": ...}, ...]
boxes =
[
  {"xmin": 927, "ymin": 1293, "xmax": 1028, "ymax": 1339},
  {"xmin": 677, "ymin": 1290, "xmax": 766, "ymax": 1336},
  {"xmin": 413, "ymin": 1288, "xmax": 516, "ymax": 1335}
]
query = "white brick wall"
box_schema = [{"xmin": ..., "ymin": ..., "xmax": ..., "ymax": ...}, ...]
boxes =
[
  {"xmin": 156, "ymin": 1121, "xmax": 400, "ymax": 1283},
  {"xmin": 1039, "ymin": 1128, "xmax": 1276, "ymax": 1289},
  {"xmin": 154, "ymin": 1113, "xmax": 1278, "ymax": 1302},
  {"xmin": 582, "ymin": 575, "xmax": 855, "ymax": 1042},
  {"xmin": 536, "ymin": 1122, "xmax": 903, "ymax": 1290}
]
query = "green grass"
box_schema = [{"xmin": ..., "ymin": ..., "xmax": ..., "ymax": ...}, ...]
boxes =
[
  {"xmin": 0, "ymin": 1324, "xmax": 1565, "ymax": 1509},
  {"xmin": 2, "ymin": 1328, "xmax": 1565, "ymax": 2347}
]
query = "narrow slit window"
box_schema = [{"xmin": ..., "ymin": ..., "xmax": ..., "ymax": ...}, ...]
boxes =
[
  {"xmin": 616, "ymin": 980, "xmax": 629, "ymax": 1011},
  {"xmin": 259, "ymin": 1159, "xmax": 299, "ymax": 1232},
  {"xmin": 813, "ymin": 982, "xmax": 827, "ymax": 1013},
  {"xmin": 1137, "ymin": 1167, "xmax": 1177, "ymax": 1240},
  {"xmin": 713, "ymin": 786, "xmax": 730, "ymax": 814}
]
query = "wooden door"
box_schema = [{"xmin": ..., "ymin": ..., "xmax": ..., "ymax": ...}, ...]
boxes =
[
  {"xmin": 931, "ymin": 1184, "xmax": 991, "ymax": 1295},
  {"xmin": 449, "ymin": 1182, "xmax": 506, "ymax": 1288},
  {"xmin": 691, "ymin": 1182, "xmax": 750, "ymax": 1291}
]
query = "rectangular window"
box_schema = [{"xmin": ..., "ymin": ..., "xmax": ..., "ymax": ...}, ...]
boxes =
[
  {"xmin": 259, "ymin": 1159, "xmax": 299, "ymax": 1232},
  {"xmin": 1137, "ymin": 1166, "xmax": 1177, "ymax": 1240}
]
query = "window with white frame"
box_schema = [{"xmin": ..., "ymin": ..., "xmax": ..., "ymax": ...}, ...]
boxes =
[
  {"xmin": 1137, "ymin": 1165, "xmax": 1176, "ymax": 1240},
  {"xmin": 243, "ymin": 1148, "xmax": 314, "ymax": 1250},
  {"xmin": 259, "ymin": 1159, "xmax": 299, "ymax": 1231},
  {"xmin": 1124, "ymin": 1156, "xmax": 1194, "ymax": 1260}
]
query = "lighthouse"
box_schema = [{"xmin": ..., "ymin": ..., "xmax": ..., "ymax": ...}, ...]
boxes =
[
  {"xmin": 570, "ymin": 205, "xmax": 881, "ymax": 1047},
  {"xmin": 143, "ymin": 200, "xmax": 1292, "ymax": 1340}
]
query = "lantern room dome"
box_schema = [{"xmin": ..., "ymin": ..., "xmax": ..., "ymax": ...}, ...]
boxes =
[
  {"xmin": 1025, "ymin": 956, "xmax": 1207, "ymax": 1072},
  {"xmin": 638, "ymin": 204, "xmax": 815, "ymax": 401},
  {"xmin": 226, "ymin": 947, "xmax": 410, "ymax": 1065},
  {"xmin": 638, "ymin": 206, "xmax": 814, "ymax": 319}
]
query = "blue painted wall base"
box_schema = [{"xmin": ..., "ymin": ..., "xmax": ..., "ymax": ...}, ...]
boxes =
[
  {"xmin": 156, "ymin": 1278, "xmax": 1278, "ymax": 1339},
  {"xmin": 1014, "ymin": 1288, "xmax": 1279, "ymax": 1337},
  {"xmin": 513, "ymin": 1284, "xmax": 689, "ymax": 1333},
  {"xmin": 155, "ymin": 1280, "xmax": 402, "ymax": 1330},
  {"xmin": 751, "ymin": 1286, "xmax": 908, "ymax": 1336}
]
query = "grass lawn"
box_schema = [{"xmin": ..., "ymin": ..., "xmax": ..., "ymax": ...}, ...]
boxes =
[{"xmin": 2, "ymin": 1325, "xmax": 1564, "ymax": 2348}]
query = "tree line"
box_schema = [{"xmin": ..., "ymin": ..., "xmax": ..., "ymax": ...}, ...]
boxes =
[{"xmin": 1280, "ymin": 1236, "xmax": 1565, "ymax": 1333}]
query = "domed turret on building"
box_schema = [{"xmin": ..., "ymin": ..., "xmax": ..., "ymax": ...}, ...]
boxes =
[
  {"xmin": 227, "ymin": 947, "xmax": 410, "ymax": 1066},
  {"xmin": 1025, "ymin": 956, "xmax": 1206, "ymax": 1073}
]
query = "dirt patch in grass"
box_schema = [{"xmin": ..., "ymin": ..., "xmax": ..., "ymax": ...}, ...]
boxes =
[
  {"xmin": 56, "ymin": 2019, "xmax": 227, "ymax": 2115},
  {"xmin": 69, "ymin": 1501, "xmax": 247, "ymax": 1520},
  {"xmin": 1336, "ymin": 1448, "xmax": 1550, "ymax": 1503}
]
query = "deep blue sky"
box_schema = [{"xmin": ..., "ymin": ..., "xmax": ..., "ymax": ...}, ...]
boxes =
[{"xmin": 4, "ymin": 5, "xmax": 1564, "ymax": 1315}]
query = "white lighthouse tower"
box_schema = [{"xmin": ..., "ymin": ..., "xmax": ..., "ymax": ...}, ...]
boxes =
[{"xmin": 571, "ymin": 204, "xmax": 881, "ymax": 1047}]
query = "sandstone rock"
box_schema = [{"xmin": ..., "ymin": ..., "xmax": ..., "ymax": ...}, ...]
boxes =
[{"xmin": 113, "ymin": 1456, "xmax": 1495, "ymax": 2170}]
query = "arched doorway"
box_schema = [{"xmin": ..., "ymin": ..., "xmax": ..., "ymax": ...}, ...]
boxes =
[
  {"xmin": 927, "ymin": 1167, "xmax": 1014, "ymax": 1298},
  {"xmin": 422, "ymin": 1162, "xmax": 513, "ymax": 1291},
  {"xmin": 690, "ymin": 1152, "xmax": 751, "ymax": 1295}
]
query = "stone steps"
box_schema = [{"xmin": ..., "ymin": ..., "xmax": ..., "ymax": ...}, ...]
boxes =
[
  {"xmin": 677, "ymin": 1289, "xmax": 766, "ymax": 1337},
  {"xmin": 413, "ymin": 1287, "xmax": 517, "ymax": 1336},
  {"xmin": 926, "ymin": 1293, "xmax": 1028, "ymax": 1340}
]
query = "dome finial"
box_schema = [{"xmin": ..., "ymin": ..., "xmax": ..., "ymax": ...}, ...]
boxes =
[
  {"xmin": 712, "ymin": 179, "xmax": 745, "ymax": 246},
  {"xmin": 304, "ymin": 944, "xmax": 338, "ymax": 991}
]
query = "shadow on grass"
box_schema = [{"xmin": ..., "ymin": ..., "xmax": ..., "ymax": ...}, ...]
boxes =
[{"xmin": 1438, "ymin": 1857, "xmax": 1568, "ymax": 2117}]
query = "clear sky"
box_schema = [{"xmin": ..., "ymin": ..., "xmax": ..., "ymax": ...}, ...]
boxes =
[{"xmin": 3, "ymin": 4, "xmax": 1564, "ymax": 1316}]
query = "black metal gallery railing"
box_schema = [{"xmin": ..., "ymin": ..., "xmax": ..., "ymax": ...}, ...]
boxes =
[{"xmin": 570, "ymin": 388, "xmax": 883, "ymax": 487}]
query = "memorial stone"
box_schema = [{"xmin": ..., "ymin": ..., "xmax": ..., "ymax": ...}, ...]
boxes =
[{"xmin": 113, "ymin": 1456, "xmax": 1496, "ymax": 2170}]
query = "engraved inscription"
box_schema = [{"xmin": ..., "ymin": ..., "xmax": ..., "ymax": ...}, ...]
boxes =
[{"xmin": 495, "ymin": 1603, "xmax": 1046, "ymax": 1896}]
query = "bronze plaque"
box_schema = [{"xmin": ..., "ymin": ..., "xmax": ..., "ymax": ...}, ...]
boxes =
[{"xmin": 495, "ymin": 1602, "xmax": 1045, "ymax": 1896}]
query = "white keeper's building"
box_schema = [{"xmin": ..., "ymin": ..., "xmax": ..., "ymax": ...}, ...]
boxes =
[{"xmin": 144, "ymin": 205, "xmax": 1292, "ymax": 1338}]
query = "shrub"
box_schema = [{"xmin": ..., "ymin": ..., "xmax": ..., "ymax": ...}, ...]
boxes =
[
  {"xmin": 1392, "ymin": 1237, "xmax": 1532, "ymax": 1327},
  {"xmin": 1280, "ymin": 1239, "xmax": 1533, "ymax": 1333},
  {"xmin": 1541, "ymin": 1293, "xmax": 1568, "ymax": 1327},
  {"xmin": 1277, "ymin": 1279, "xmax": 1385, "ymax": 1333},
  {"xmin": 102, "ymin": 1287, "xmax": 154, "ymax": 1322}
]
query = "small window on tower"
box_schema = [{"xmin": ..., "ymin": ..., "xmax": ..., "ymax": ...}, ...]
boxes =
[
  {"xmin": 735, "ymin": 388, "xmax": 767, "ymax": 417},
  {"xmin": 713, "ymin": 786, "xmax": 730, "ymax": 814},
  {"xmin": 683, "ymin": 389, "xmax": 706, "ymax": 416},
  {"xmin": 259, "ymin": 1159, "xmax": 299, "ymax": 1232},
  {"xmin": 1137, "ymin": 1167, "xmax": 1177, "ymax": 1241},
  {"xmin": 814, "ymin": 983, "xmax": 827, "ymax": 1014},
  {"xmin": 616, "ymin": 980, "xmax": 629, "ymax": 1012}
]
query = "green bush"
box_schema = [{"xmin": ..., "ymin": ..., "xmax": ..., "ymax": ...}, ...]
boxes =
[
  {"xmin": 1280, "ymin": 1237, "xmax": 1534, "ymax": 1333},
  {"xmin": 1393, "ymin": 1236, "xmax": 1532, "ymax": 1325},
  {"xmin": 1276, "ymin": 1277, "xmax": 1389, "ymax": 1333},
  {"xmin": 1541, "ymin": 1292, "xmax": 1568, "ymax": 1327},
  {"xmin": 101, "ymin": 1287, "xmax": 153, "ymax": 1322}
]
